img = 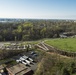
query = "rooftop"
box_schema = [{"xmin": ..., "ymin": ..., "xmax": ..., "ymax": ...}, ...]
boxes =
[{"xmin": 6, "ymin": 63, "xmax": 32, "ymax": 75}]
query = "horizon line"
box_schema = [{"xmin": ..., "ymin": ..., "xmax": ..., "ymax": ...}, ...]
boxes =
[{"xmin": 0, "ymin": 17, "xmax": 76, "ymax": 20}]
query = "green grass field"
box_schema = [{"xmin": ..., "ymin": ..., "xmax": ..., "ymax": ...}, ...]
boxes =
[{"xmin": 45, "ymin": 38, "xmax": 76, "ymax": 52}]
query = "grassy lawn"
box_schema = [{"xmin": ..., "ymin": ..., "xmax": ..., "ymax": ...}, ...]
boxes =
[{"xmin": 45, "ymin": 38, "xmax": 76, "ymax": 52}]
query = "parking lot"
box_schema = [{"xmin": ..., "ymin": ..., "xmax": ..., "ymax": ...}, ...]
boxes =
[
  {"xmin": 13, "ymin": 50, "xmax": 39, "ymax": 71},
  {"xmin": 0, "ymin": 42, "xmax": 45, "ymax": 74}
]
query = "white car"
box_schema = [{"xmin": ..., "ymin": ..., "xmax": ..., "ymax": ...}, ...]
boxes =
[
  {"xmin": 22, "ymin": 61, "xmax": 28, "ymax": 65},
  {"xmin": 22, "ymin": 55, "xmax": 28, "ymax": 59},
  {"xmin": 29, "ymin": 58, "xmax": 33, "ymax": 62},
  {"xmin": 16, "ymin": 59, "xmax": 21, "ymax": 63},
  {"xmin": 25, "ymin": 60, "xmax": 30, "ymax": 64},
  {"xmin": 20, "ymin": 57, "xmax": 25, "ymax": 61}
]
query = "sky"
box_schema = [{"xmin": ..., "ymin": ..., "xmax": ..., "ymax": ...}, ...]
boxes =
[{"xmin": 0, "ymin": 0, "xmax": 76, "ymax": 19}]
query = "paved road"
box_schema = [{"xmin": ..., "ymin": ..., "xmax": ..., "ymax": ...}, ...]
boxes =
[{"xmin": 28, "ymin": 62, "xmax": 38, "ymax": 71}]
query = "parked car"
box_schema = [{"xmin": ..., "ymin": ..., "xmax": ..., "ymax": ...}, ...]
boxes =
[
  {"xmin": 28, "ymin": 58, "xmax": 33, "ymax": 62},
  {"xmin": 25, "ymin": 59, "xmax": 30, "ymax": 64},
  {"xmin": 22, "ymin": 61, "xmax": 28, "ymax": 65},
  {"xmin": 23, "ymin": 55, "xmax": 34, "ymax": 62},
  {"xmin": 20, "ymin": 57, "xmax": 25, "ymax": 61},
  {"xmin": 22, "ymin": 55, "xmax": 28, "ymax": 60},
  {"xmin": 31, "ymin": 51, "xmax": 36, "ymax": 55},
  {"xmin": 16, "ymin": 59, "xmax": 21, "ymax": 63},
  {"xmin": 33, "ymin": 54, "xmax": 38, "ymax": 57}
]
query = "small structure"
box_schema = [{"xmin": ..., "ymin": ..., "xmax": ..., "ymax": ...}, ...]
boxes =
[
  {"xmin": 0, "ymin": 65, "xmax": 4, "ymax": 73},
  {"xmin": 6, "ymin": 63, "xmax": 33, "ymax": 75},
  {"xmin": 59, "ymin": 34, "xmax": 67, "ymax": 38},
  {"xmin": 63, "ymin": 32, "xmax": 75, "ymax": 36}
]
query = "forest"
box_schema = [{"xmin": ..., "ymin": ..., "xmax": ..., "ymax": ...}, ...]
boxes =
[{"xmin": 0, "ymin": 20, "xmax": 76, "ymax": 41}]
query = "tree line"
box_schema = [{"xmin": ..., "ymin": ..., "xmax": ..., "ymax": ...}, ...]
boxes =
[{"xmin": 0, "ymin": 20, "xmax": 76, "ymax": 41}]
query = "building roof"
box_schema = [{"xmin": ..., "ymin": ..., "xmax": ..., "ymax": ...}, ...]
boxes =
[{"xmin": 6, "ymin": 63, "xmax": 31, "ymax": 75}]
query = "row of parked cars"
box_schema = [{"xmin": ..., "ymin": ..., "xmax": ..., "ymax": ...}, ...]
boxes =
[{"xmin": 16, "ymin": 55, "xmax": 34, "ymax": 66}]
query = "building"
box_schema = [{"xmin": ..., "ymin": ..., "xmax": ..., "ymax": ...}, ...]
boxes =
[{"xmin": 6, "ymin": 63, "xmax": 33, "ymax": 75}]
